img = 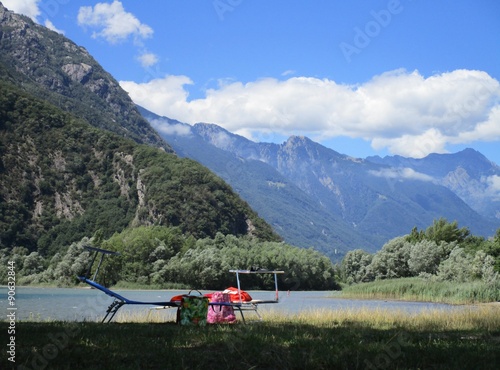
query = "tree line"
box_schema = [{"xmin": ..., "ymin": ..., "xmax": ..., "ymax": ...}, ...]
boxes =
[
  {"xmin": 0, "ymin": 226, "xmax": 339, "ymax": 291},
  {"xmin": 339, "ymin": 218, "xmax": 500, "ymax": 285},
  {"xmin": 1, "ymin": 217, "xmax": 498, "ymax": 291}
]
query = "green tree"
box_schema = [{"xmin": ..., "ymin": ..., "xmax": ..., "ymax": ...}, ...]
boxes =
[
  {"xmin": 368, "ymin": 237, "xmax": 412, "ymax": 279},
  {"xmin": 425, "ymin": 218, "xmax": 470, "ymax": 244},
  {"xmin": 340, "ymin": 249, "xmax": 373, "ymax": 284},
  {"xmin": 407, "ymin": 240, "xmax": 456, "ymax": 276},
  {"xmin": 100, "ymin": 226, "xmax": 185, "ymax": 284},
  {"xmin": 436, "ymin": 247, "xmax": 473, "ymax": 282}
]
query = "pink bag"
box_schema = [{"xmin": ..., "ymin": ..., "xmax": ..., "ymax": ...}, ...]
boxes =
[{"xmin": 207, "ymin": 292, "xmax": 236, "ymax": 324}]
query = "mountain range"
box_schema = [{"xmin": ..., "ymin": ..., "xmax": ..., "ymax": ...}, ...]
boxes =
[{"xmin": 139, "ymin": 107, "xmax": 500, "ymax": 260}]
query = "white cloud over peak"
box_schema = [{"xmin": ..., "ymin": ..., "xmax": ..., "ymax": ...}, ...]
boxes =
[
  {"xmin": 149, "ymin": 119, "xmax": 191, "ymax": 137},
  {"xmin": 371, "ymin": 128, "xmax": 447, "ymax": 159},
  {"xmin": 120, "ymin": 75, "xmax": 193, "ymax": 112},
  {"xmin": 44, "ymin": 19, "xmax": 64, "ymax": 34},
  {"xmin": 369, "ymin": 168, "xmax": 435, "ymax": 182},
  {"xmin": 120, "ymin": 69, "xmax": 500, "ymax": 158},
  {"xmin": 77, "ymin": 1, "xmax": 153, "ymax": 44},
  {"xmin": 481, "ymin": 175, "xmax": 500, "ymax": 199},
  {"xmin": 3, "ymin": 0, "xmax": 40, "ymax": 21}
]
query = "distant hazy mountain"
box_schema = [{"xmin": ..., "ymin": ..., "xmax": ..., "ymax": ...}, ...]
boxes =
[
  {"xmin": 140, "ymin": 107, "xmax": 499, "ymax": 259},
  {"xmin": 138, "ymin": 108, "xmax": 367, "ymax": 259},
  {"xmin": 366, "ymin": 150, "xmax": 500, "ymax": 221}
]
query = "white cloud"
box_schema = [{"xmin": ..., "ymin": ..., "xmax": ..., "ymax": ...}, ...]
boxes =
[
  {"xmin": 44, "ymin": 19, "xmax": 64, "ymax": 34},
  {"xmin": 211, "ymin": 131, "xmax": 234, "ymax": 150},
  {"xmin": 281, "ymin": 70, "xmax": 296, "ymax": 77},
  {"xmin": 120, "ymin": 69, "xmax": 500, "ymax": 158},
  {"xmin": 481, "ymin": 175, "xmax": 500, "ymax": 199},
  {"xmin": 3, "ymin": 0, "xmax": 40, "ymax": 21},
  {"xmin": 369, "ymin": 168, "xmax": 435, "ymax": 182},
  {"xmin": 149, "ymin": 119, "xmax": 191, "ymax": 137},
  {"xmin": 371, "ymin": 128, "xmax": 448, "ymax": 158},
  {"xmin": 77, "ymin": 1, "xmax": 153, "ymax": 44},
  {"xmin": 120, "ymin": 75, "xmax": 193, "ymax": 113},
  {"xmin": 137, "ymin": 52, "xmax": 158, "ymax": 68}
]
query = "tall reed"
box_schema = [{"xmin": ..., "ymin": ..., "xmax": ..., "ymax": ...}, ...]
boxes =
[
  {"xmin": 113, "ymin": 304, "xmax": 500, "ymax": 332},
  {"xmin": 259, "ymin": 305, "xmax": 499, "ymax": 331},
  {"xmin": 341, "ymin": 277, "xmax": 500, "ymax": 304}
]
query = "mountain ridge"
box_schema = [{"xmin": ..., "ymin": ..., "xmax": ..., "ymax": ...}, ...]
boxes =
[
  {"xmin": 366, "ymin": 149, "xmax": 500, "ymax": 220},
  {"xmin": 139, "ymin": 106, "xmax": 366, "ymax": 259},
  {"xmin": 139, "ymin": 106, "xmax": 499, "ymax": 258}
]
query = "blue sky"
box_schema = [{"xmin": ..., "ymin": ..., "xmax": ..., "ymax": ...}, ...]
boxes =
[{"xmin": 5, "ymin": 0, "xmax": 500, "ymax": 165}]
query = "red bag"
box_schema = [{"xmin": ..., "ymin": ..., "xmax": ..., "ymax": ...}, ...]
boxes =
[{"xmin": 223, "ymin": 287, "xmax": 252, "ymax": 302}]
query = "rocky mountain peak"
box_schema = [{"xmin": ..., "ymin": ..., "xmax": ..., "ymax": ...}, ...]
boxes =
[
  {"xmin": 193, "ymin": 123, "xmax": 238, "ymax": 151},
  {"xmin": 0, "ymin": 4, "xmax": 171, "ymax": 151}
]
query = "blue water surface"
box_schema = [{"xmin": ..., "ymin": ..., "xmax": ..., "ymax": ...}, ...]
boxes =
[{"xmin": 0, "ymin": 286, "xmax": 462, "ymax": 322}]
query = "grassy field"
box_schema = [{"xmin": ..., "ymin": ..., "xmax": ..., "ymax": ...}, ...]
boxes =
[
  {"xmin": 2, "ymin": 305, "xmax": 499, "ymax": 369},
  {"xmin": 341, "ymin": 277, "xmax": 500, "ymax": 304}
]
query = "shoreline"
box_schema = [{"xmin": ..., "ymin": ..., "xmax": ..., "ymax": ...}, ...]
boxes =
[{"xmin": 3, "ymin": 284, "xmax": 499, "ymax": 306}]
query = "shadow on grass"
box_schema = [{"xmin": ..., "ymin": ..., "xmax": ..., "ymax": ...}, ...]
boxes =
[{"xmin": 1, "ymin": 320, "xmax": 499, "ymax": 369}]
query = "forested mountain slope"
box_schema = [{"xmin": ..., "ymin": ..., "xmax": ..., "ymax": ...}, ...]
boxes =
[
  {"xmin": 0, "ymin": 80, "xmax": 279, "ymax": 253},
  {"xmin": 0, "ymin": 3, "xmax": 281, "ymax": 257}
]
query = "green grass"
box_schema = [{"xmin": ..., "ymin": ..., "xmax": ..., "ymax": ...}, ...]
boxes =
[
  {"xmin": 2, "ymin": 306, "xmax": 499, "ymax": 369},
  {"xmin": 341, "ymin": 277, "xmax": 500, "ymax": 304}
]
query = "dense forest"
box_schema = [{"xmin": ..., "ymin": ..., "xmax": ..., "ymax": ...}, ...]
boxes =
[
  {"xmin": 1, "ymin": 217, "xmax": 498, "ymax": 293},
  {"xmin": 0, "ymin": 227, "xmax": 339, "ymax": 291},
  {"xmin": 0, "ymin": 80, "xmax": 279, "ymax": 255}
]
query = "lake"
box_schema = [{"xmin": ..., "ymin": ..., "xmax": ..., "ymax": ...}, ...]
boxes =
[{"xmin": 0, "ymin": 286, "xmax": 464, "ymax": 322}]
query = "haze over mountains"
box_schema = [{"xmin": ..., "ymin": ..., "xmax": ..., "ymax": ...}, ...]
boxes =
[{"xmin": 140, "ymin": 107, "xmax": 500, "ymax": 260}]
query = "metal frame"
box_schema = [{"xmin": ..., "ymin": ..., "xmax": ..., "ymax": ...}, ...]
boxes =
[{"xmin": 228, "ymin": 269, "xmax": 285, "ymax": 322}]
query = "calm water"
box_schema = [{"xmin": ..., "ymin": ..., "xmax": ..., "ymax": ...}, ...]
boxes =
[{"xmin": 0, "ymin": 286, "xmax": 462, "ymax": 322}]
